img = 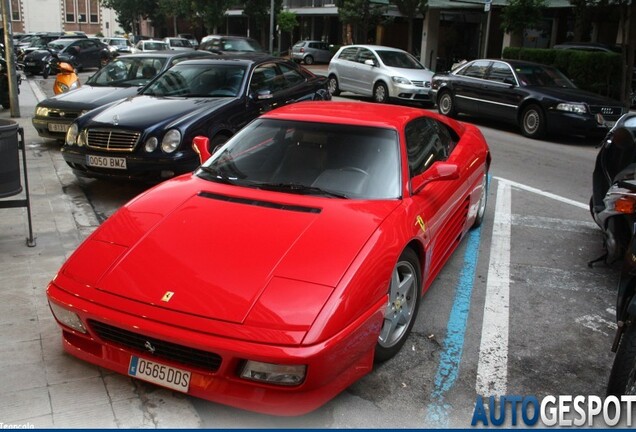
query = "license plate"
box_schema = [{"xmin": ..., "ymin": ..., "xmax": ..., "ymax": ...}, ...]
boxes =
[
  {"xmin": 86, "ymin": 155, "xmax": 127, "ymax": 170},
  {"xmin": 48, "ymin": 123, "xmax": 68, "ymax": 132},
  {"xmin": 128, "ymin": 356, "xmax": 191, "ymax": 393},
  {"xmin": 26, "ymin": 62, "xmax": 35, "ymax": 66}
]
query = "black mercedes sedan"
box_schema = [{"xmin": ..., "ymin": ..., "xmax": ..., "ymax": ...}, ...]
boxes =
[
  {"xmin": 32, "ymin": 51, "xmax": 215, "ymax": 141},
  {"xmin": 61, "ymin": 55, "xmax": 331, "ymax": 181},
  {"xmin": 430, "ymin": 59, "xmax": 625, "ymax": 139}
]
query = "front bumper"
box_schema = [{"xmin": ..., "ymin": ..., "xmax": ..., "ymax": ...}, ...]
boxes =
[
  {"xmin": 546, "ymin": 110, "xmax": 620, "ymax": 137},
  {"xmin": 389, "ymin": 82, "xmax": 432, "ymax": 102},
  {"xmin": 32, "ymin": 117, "xmax": 74, "ymax": 140},
  {"xmin": 23, "ymin": 60, "xmax": 46, "ymax": 75},
  {"xmin": 61, "ymin": 146, "xmax": 200, "ymax": 181},
  {"xmin": 47, "ymin": 277, "xmax": 382, "ymax": 416}
]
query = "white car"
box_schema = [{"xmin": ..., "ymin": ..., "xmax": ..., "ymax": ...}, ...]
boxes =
[
  {"xmin": 327, "ymin": 45, "xmax": 433, "ymax": 105},
  {"xmin": 163, "ymin": 37, "xmax": 194, "ymax": 51},
  {"xmin": 133, "ymin": 40, "xmax": 170, "ymax": 53}
]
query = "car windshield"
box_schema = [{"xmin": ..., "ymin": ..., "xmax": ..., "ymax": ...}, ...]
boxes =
[
  {"xmin": 169, "ymin": 39, "xmax": 190, "ymax": 47},
  {"xmin": 87, "ymin": 57, "xmax": 168, "ymax": 87},
  {"xmin": 47, "ymin": 40, "xmax": 73, "ymax": 51},
  {"xmin": 221, "ymin": 38, "xmax": 264, "ymax": 52},
  {"xmin": 197, "ymin": 118, "xmax": 401, "ymax": 199},
  {"xmin": 514, "ymin": 65, "xmax": 576, "ymax": 88},
  {"xmin": 377, "ymin": 50, "xmax": 424, "ymax": 69},
  {"xmin": 110, "ymin": 39, "xmax": 128, "ymax": 47},
  {"xmin": 143, "ymin": 63, "xmax": 246, "ymax": 97},
  {"xmin": 143, "ymin": 42, "xmax": 169, "ymax": 51}
]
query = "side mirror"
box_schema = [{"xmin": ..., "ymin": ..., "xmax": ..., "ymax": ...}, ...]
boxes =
[
  {"xmin": 411, "ymin": 162, "xmax": 459, "ymax": 195},
  {"xmin": 68, "ymin": 46, "xmax": 80, "ymax": 56},
  {"xmin": 192, "ymin": 136, "xmax": 212, "ymax": 164},
  {"xmin": 252, "ymin": 89, "xmax": 273, "ymax": 100},
  {"xmin": 364, "ymin": 59, "xmax": 375, "ymax": 67},
  {"xmin": 503, "ymin": 77, "xmax": 516, "ymax": 86}
]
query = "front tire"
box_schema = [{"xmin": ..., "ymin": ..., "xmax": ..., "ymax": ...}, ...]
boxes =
[
  {"xmin": 373, "ymin": 82, "xmax": 389, "ymax": 103},
  {"xmin": 375, "ymin": 248, "xmax": 421, "ymax": 362},
  {"xmin": 520, "ymin": 104, "xmax": 546, "ymax": 139},
  {"xmin": 327, "ymin": 75, "xmax": 340, "ymax": 96},
  {"xmin": 608, "ymin": 322, "xmax": 636, "ymax": 395},
  {"xmin": 438, "ymin": 90, "xmax": 457, "ymax": 117}
]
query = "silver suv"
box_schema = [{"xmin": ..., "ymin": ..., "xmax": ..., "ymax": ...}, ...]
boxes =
[
  {"xmin": 291, "ymin": 40, "xmax": 333, "ymax": 65},
  {"xmin": 327, "ymin": 45, "xmax": 433, "ymax": 105}
]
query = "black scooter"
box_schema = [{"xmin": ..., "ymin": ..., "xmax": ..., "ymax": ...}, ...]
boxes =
[{"xmin": 590, "ymin": 112, "xmax": 636, "ymax": 395}]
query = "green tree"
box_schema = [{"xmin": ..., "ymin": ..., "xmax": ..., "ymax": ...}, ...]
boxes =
[
  {"xmin": 101, "ymin": 0, "xmax": 160, "ymax": 34},
  {"xmin": 277, "ymin": 10, "xmax": 298, "ymax": 54},
  {"xmin": 243, "ymin": 0, "xmax": 283, "ymax": 49},
  {"xmin": 392, "ymin": 0, "xmax": 427, "ymax": 53},
  {"xmin": 500, "ymin": 0, "xmax": 548, "ymax": 41},
  {"xmin": 338, "ymin": 0, "xmax": 389, "ymax": 44}
]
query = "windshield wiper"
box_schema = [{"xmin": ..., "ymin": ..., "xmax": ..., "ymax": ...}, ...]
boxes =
[{"xmin": 257, "ymin": 182, "xmax": 348, "ymax": 198}]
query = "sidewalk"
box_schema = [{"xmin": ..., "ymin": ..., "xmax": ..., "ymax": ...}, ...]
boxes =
[{"xmin": 0, "ymin": 80, "xmax": 202, "ymax": 427}]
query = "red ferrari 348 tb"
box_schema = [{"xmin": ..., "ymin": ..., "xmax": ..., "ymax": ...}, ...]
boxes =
[{"xmin": 47, "ymin": 101, "xmax": 491, "ymax": 415}]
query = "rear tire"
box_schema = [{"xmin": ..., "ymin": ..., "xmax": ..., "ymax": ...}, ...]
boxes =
[
  {"xmin": 375, "ymin": 248, "xmax": 421, "ymax": 362},
  {"xmin": 304, "ymin": 55, "xmax": 314, "ymax": 65},
  {"xmin": 438, "ymin": 90, "xmax": 457, "ymax": 117},
  {"xmin": 327, "ymin": 75, "xmax": 340, "ymax": 96},
  {"xmin": 472, "ymin": 169, "xmax": 488, "ymax": 228},
  {"xmin": 607, "ymin": 322, "xmax": 636, "ymax": 395}
]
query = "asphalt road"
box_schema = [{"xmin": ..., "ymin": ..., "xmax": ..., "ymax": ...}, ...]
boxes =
[{"xmin": 32, "ymin": 69, "xmax": 625, "ymax": 427}]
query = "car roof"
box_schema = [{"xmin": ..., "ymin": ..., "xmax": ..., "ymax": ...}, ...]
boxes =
[
  {"xmin": 174, "ymin": 54, "xmax": 281, "ymax": 66},
  {"xmin": 118, "ymin": 51, "xmax": 213, "ymax": 59},
  {"xmin": 262, "ymin": 101, "xmax": 455, "ymax": 131},
  {"xmin": 340, "ymin": 44, "xmax": 406, "ymax": 52}
]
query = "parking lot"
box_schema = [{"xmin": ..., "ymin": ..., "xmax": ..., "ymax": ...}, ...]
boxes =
[{"xmin": 13, "ymin": 69, "xmax": 626, "ymax": 427}]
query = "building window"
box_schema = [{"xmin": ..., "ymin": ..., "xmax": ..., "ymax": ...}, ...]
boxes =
[
  {"xmin": 65, "ymin": 0, "xmax": 75, "ymax": 22},
  {"xmin": 65, "ymin": 0, "xmax": 97, "ymax": 24},
  {"xmin": 90, "ymin": 0, "xmax": 99, "ymax": 23},
  {"xmin": 10, "ymin": 0, "xmax": 20, "ymax": 21}
]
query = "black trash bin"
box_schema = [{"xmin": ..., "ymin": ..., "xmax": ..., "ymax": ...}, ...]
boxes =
[{"xmin": 0, "ymin": 119, "xmax": 21, "ymax": 198}]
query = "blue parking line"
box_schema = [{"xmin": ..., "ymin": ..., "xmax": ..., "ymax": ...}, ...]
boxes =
[{"xmin": 424, "ymin": 226, "xmax": 482, "ymax": 427}]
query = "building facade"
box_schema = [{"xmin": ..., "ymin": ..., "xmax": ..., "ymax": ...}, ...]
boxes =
[
  {"xmin": 0, "ymin": 0, "xmax": 623, "ymax": 73},
  {"xmin": 2, "ymin": 0, "xmax": 123, "ymax": 36}
]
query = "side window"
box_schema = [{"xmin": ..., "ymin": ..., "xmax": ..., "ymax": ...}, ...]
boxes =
[
  {"xmin": 458, "ymin": 60, "xmax": 491, "ymax": 79},
  {"xmin": 487, "ymin": 62, "xmax": 515, "ymax": 84},
  {"xmin": 250, "ymin": 63, "xmax": 282, "ymax": 93},
  {"xmin": 405, "ymin": 117, "xmax": 455, "ymax": 178},
  {"xmin": 278, "ymin": 63, "xmax": 305, "ymax": 87},
  {"xmin": 338, "ymin": 47, "xmax": 358, "ymax": 61},
  {"xmin": 357, "ymin": 48, "xmax": 377, "ymax": 65}
]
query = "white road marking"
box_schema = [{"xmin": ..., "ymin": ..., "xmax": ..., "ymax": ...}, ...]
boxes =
[
  {"xmin": 494, "ymin": 176, "xmax": 588, "ymax": 210},
  {"xmin": 476, "ymin": 180, "xmax": 511, "ymax": 396}
]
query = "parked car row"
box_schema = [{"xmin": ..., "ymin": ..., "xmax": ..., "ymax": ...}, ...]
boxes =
[{"xmin": 34, "ymin": 54, "xmax": 331, "ymax": 181}]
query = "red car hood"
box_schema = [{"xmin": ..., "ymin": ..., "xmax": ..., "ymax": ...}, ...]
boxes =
[{"xmin": 65, "ymin": 177, "xmax": 400, "ymax": 324}]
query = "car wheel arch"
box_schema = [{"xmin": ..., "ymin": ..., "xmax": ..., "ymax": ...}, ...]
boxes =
[
  {"xmin": 516, "ymin": 99, "xmax": 543, "ymax": 123},
  {"xmin": 518, "ymin": 101, "xmax": 547, "ymax": 138},
  {"xmin": 371, "ymin": 80, "xmax": 390, "ymax": 104}
]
